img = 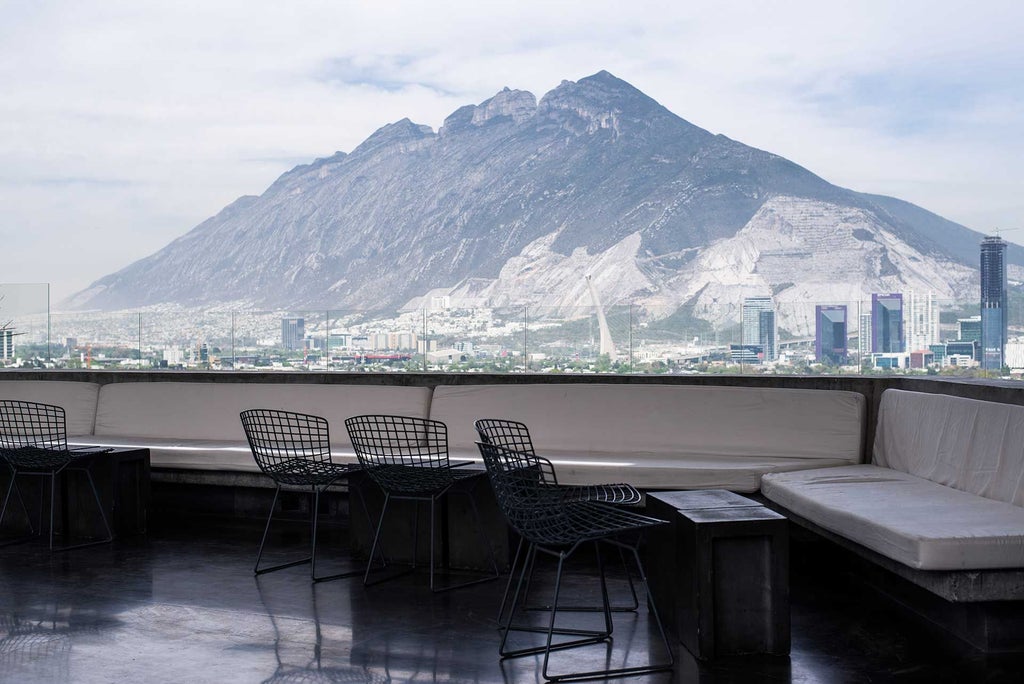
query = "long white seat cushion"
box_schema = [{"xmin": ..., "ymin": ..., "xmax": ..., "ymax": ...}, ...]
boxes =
[
  {"xmin": 0, "ymin": 380, "xmax": 100, "ymax": 436},
  {"xmin": 874, "ymin": 389, "xmax": 1024, "ymax": 506},
  {"xmin": 65, "ymin": 435, "xmax": 362, "ymax": 473},
  {"xmin": 432, "ymin": 384, "xmax": 865, "ymax": 491},
  {"xmin": 91, "ymin": 382, "xmax": 431, "ymax": 470},
  {"xmin": 762, "ymin": 464, "xmax": 1024, "ymax": 570}
]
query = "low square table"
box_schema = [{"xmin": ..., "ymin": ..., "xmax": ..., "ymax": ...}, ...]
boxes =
[
  {"xmin": 647, "ymin": 489, "xmax": 789, "ymax": 659},
  {"xmin": 57, "ymin": 447, "xmax": 151, "ymax": 539}
]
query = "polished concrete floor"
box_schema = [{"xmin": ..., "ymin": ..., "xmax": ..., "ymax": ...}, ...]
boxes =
[{"xmin": 1, "ymin": 516, "xmax": 1023, "ymax": 683}]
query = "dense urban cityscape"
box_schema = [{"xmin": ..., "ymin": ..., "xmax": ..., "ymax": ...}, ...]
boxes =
[{"xmin": 2, "ymin": 236, "xmax": 1019, "ymax": 378}]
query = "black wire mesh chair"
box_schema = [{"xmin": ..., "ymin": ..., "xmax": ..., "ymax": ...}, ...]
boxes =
[
  {"xmin": 475, "ymin": 418, "xmax": 643, "ymax": 619},
  {"xmin": 477, "ymin": 441, "xmax": 673, "ymax": 682},
  {"xmin": 241, "ymin": 409, "xmax": 365, "ymax": 582},
  {"xmin": 344, "ymin": 415, "xmax": 499, "ymax": 592},
  {"xmin": 0, "ymin": 400, "xmax": 113, "ymax": 551}
]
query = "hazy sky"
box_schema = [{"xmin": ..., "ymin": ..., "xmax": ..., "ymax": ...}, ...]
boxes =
[{"xmin": 2, "ymin": 1, "xmax": 1021, "ymax": 304}]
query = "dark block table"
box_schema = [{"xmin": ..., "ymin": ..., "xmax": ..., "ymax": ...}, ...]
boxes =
[
  {"xmin": 347, "ymin": 467, "xmax": 510, "ymax": 572},
  {"xmin": 0, "ymin": 447, "xmax": 151, "ymax": 540},
  {"xmin": 64, "ymin": 447, "xmax": 151, "ymax": 538},
  {"xmin": 647, "ymin": 489, "xmax": 789, "ymax": 659}
]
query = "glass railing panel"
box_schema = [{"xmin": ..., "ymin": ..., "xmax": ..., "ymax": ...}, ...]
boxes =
[
  {"xmin": 514, "ymin": 305, "xmax": 632, "ymax": 373},
  {"xmin": 413, "ymin": 305, "xmax": 524, "ymax": 372},
  {"xmin": 46, "ymin": 311, "xmax": 143, "ymax": 370}
]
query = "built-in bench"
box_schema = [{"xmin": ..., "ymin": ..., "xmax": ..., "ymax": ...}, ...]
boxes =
[
  {"xmin": 0, "ymin": 380, "xmax": 100, "ymax": 438},
  {"xmin": 83, "ymin": 381, "xmax": 432, "ymax": 472},
  {"xmin": 762, "ymin": 389, "xmax": 1024, "ymax": 651},
  {"xmin": 1, "ymin": 378, "xmax": 867, "ymax": 492},
  {"xmin": 432, "ymin": 383, "xmax": 866, "ymax": 491}
]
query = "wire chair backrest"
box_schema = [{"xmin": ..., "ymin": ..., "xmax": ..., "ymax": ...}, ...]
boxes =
[
  {"xmin": 474, "ymin": 418, "xmax": 563, "ymax": 486},
  {"xmin": 240, "ymin": 409, "xmax": 333, "ymax": 474},
  {"xmin": 0, "ymin": 400, "xmax": 71, "ymax": 468},
  {"xmin": 474, "ymin": 418, "xmax": 536, "ymax": 455},
  {"xmin": 344, "ymin": 415, "xmax": 450, "ymax": 469},
  {"xmin": 476, "ymin": 440, "xmax": 564, "ymax": 533}
]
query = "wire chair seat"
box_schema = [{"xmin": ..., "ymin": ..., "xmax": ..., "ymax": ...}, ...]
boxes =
[
  {"xmin": 260, "ymin": 458, "xmax": 359, "ymax": 487},
  {"xmin": 358, "ymin": 463, "xmax": 481, "ymax": 496},
  {"xmin": 477, "ymin": 440, "xmax": 673, "ymax": 682},
  {"xmin": 508, "ymin": 499, "xmax": 666, "ymax": 549},
  {"xmin": 0, "ymin": 400, "xmax": 113, "ymax": 551},
  {"xmin": 241, "ymin": 409, "xmax": 365, "ymax": 582},
  {"xmin": 345, "ymin": 414, "xmax": 499, "ymax": 592}
]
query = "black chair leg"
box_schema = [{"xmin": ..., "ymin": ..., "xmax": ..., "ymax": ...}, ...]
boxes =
[
  {"xmin": 430, "ymin": 488, "xmax": 500, "ymax": 593},
  {"xmin": 49, "ymin": 467, "xmax": 114, "ymax": 552},
  {"xmin": 498, "ymin": 539, "xmax": 673, "ymax": 682},
  {"xmin": 255, "ymin": 486, "xmax": 311, "ymax": 575},
  {"xmin": 0, "ymin": 470, "xmax": 39, "ymax": 546},
  {"xmin": 363, "ymin": 492, "xmax": 414, "ymax": 587},
  {"xmin": 542, "ymin": 540, "xmax": 674, "ymax": 682},
  {"xmin": 310, "ymin": 485, "xmax": 362, "ymax": 583},
  {"xmin": 513, "ymin": 540, "xmax": 639, "ymax": 616},
  {"xmin": 499, "ymin": 544, "xmax": 611, "ymax": 659},
  {"xmin": 497, "ymin": 535, "xmax": 526, "ymax": 623}
]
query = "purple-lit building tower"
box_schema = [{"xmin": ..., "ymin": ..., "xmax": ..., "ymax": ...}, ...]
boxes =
[
  {"xmin": 816, "ymin": 305, "xmax": 848, "ymax": 364},
  {"xmin": 871, "ymin": 293, "xmax": 904, "ymax": 353}
]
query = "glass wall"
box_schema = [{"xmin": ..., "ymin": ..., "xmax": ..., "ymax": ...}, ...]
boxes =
[{"xmin": 4, "ymin": 286, "xmax": 1023, "ymax": 379}]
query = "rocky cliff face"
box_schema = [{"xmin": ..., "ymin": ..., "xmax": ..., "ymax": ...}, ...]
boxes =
[{"xmin": 66, "ymin": 70, "xmax": 1009, "ymax": 332}]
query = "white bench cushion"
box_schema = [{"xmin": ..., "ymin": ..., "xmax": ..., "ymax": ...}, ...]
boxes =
[
  {"xmin": 762, "ymin": 464, "xmax": 1024, "ymax": 570},
  {"xmin": 95, "ymin": 382, "xmax": 433, "ymax": 449},
  {"xmin": 68, "ymin": 435, "xmax": 361, "ymax": 472},
  {"xmin": 874, "ymin": 389, "xmax": 1024, "ymax": 506},
  {"xmin": 0, "ymin": 380, "xmax": 100, "ymax": 437},
  {"xmin": 434, "ymin": 384, "xmax": 865, "ymax": 491}
]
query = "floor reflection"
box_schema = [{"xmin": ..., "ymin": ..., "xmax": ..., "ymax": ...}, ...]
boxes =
[
  {"xmin": 256, "ymin": 577, "xmax": 389, "ymax": 684},
  {"xmin": 0, "ymin": 606, "xmax": 123, "ymax": 684}
]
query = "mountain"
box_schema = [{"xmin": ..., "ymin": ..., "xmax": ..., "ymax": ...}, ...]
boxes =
[{"xmin": 65, "ymin": 71, "xmax": 1017, "ymax": 333}]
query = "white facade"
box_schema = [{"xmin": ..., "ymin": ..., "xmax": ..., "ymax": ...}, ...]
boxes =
[
  {"xmin": 0, "ymin": 329, "xmax": 13, "ymax": 360},
  {"xmin": 947, "ymin": 354, "xmax": 979, "ymax": 368},
  {"xmin": 1004, "ymin": 341, "xmax": 1024, "ymax": 370},
  {"xmin": 858, "ymin": 311, "xmax": 872, "ymax": 358},
  {"xmin": 163, "ymin": 347, "xmax": 185, "ymax": 365},
  {"xmin": 740, "ymin": 296, "xmax": 776, "ymax": 361},
  {"xmin": 905, "ymin": 291, "xmax": 939, "ymax": 351}
]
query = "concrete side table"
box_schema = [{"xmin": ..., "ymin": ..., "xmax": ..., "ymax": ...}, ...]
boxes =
[
  {"xmin": 647, "ymin": 489, "xmax": 789, "ymax": 659},
  {"xmin": 58, "ymin": 447, "xmax": 151, "ymax": 539}
]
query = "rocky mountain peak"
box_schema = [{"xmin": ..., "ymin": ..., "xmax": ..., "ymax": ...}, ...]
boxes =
[
  {"xmin": 350, "ymin": 117, "xmax": 436, "ymax": 157},
  {"xmin": 65, "ymin": 70, "xmax": 1007, "ymax": 328},
  {"xmin": 471, "ymin": 87, "xmax": 537, "ymax": 125}
]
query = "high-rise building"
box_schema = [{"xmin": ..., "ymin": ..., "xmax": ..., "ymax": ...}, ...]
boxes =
[
  {"xmin": 858, "ymin": 311, "xmax": 872, "ymax": 359},
  {"xmin": 958, "ymin": 315, "xmax": 982, "ymax": 343},
  {"xmin": 0, "ymin": 329, "xmax": 13, "ymax": 360},
  {"xmin": 281, "ymin": 317, "xmax": 305, "ymax": 351},
  {"xmin": 871, "ymin": 293, "xmax": 904, "ymax": 353},
  {"xmin": 815, "ymin": 305, "xmax": 848, "ymax": 364},
  {"xmin": 741, "ymin": 296, "xmax": 776, "ymax": 362},
  {"xmin": 905, "ymin": 291, "xmax": 939, "ymax": 351},
  {"xmin": 980, "ymin": 236, "xmax": 1007, "ymax": 370}
]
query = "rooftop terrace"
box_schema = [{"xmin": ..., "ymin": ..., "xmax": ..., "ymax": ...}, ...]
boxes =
[{"xmin": 3, "ymin": 371, "xmax": 1024, "ymax": 682}]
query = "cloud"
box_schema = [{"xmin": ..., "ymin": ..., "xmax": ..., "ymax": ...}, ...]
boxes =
[{"xmin": 1, "ymin": 1, "xmax": 1022, "ymax": 301}]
